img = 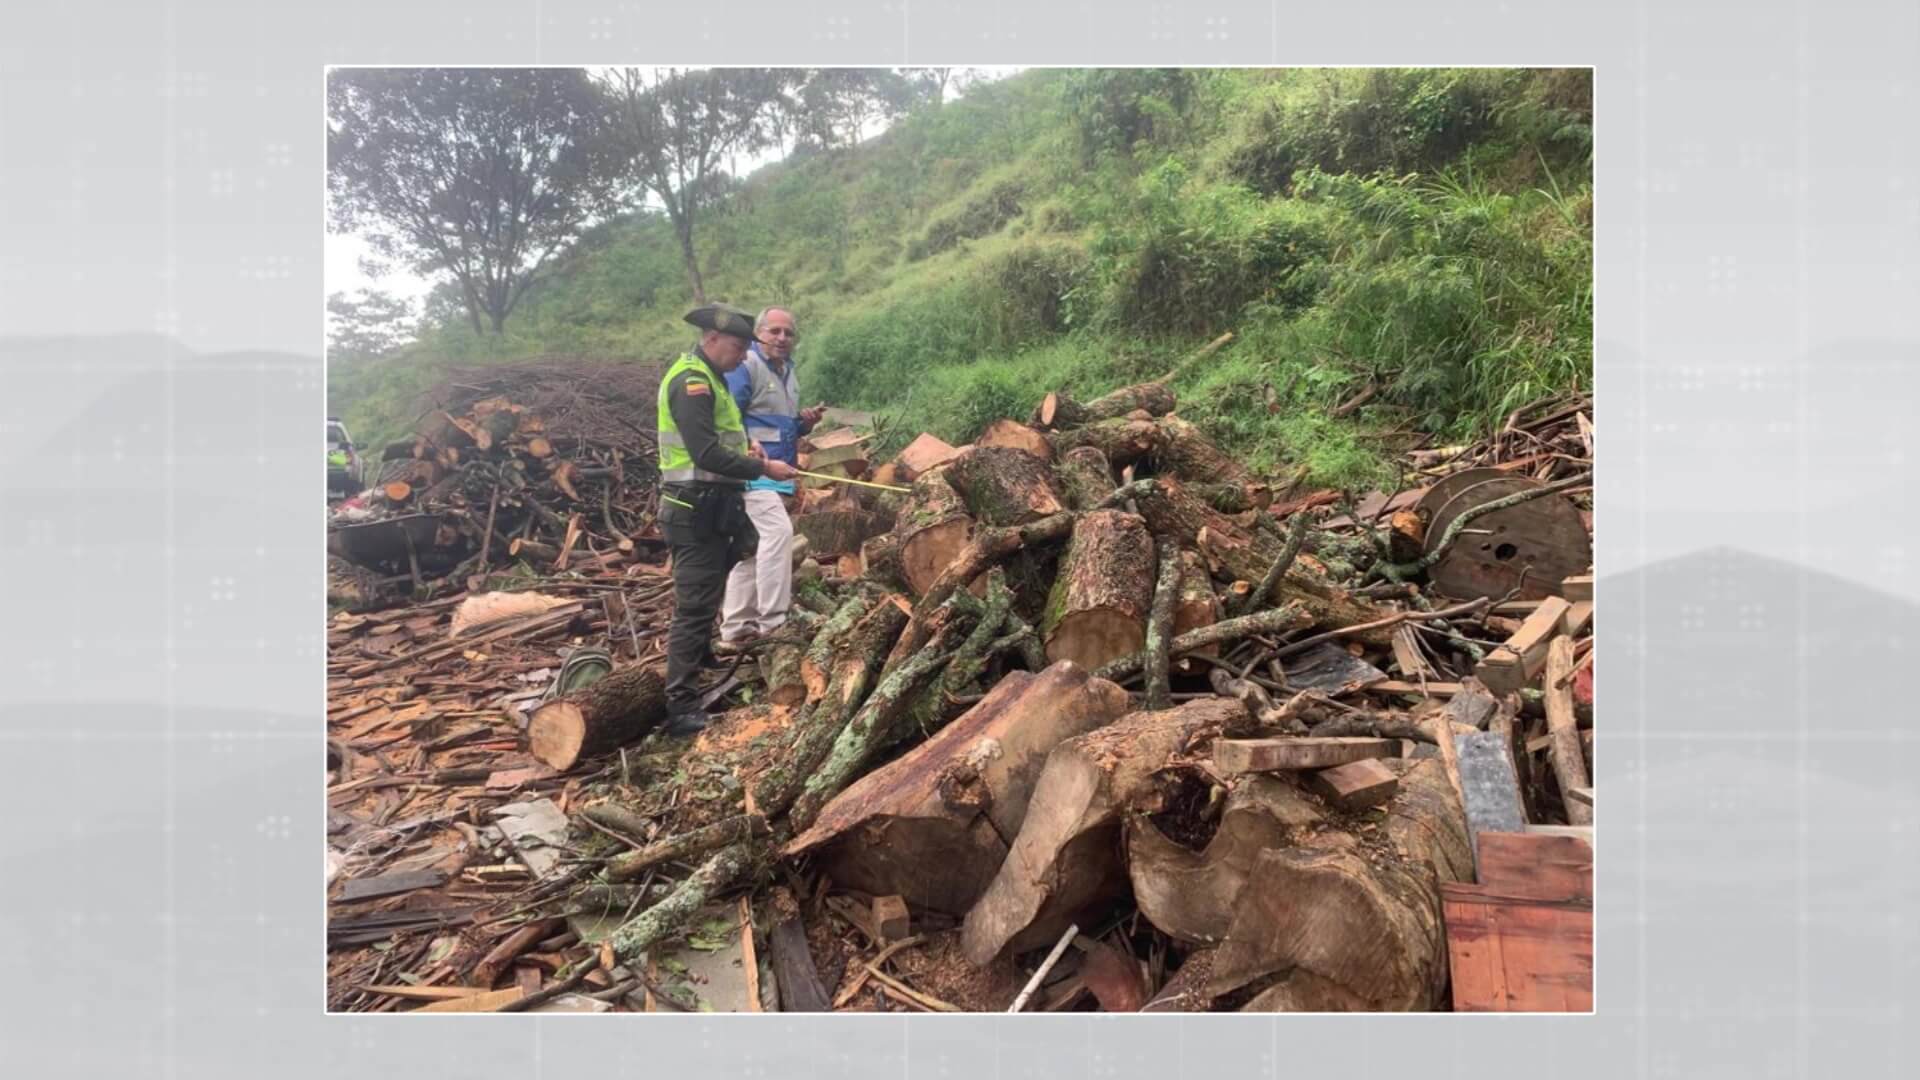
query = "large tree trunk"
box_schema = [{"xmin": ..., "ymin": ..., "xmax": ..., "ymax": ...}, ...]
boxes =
[
  {"xmin": 674, "ymin": 212, "xmax": 707, "ymax": 305},
  {"xmin": 527, "ymin": 664, "xmax": 668, "ymax": 771},
  {"xmin": 1054, "ymin": 445, "xmax": 1117, "ymax": 511},
  {"xmin": 1042, "ymin": 510, "xmax": 1155, "ymax": 673},
  {"xmin": 784, "ymin": 663, "xmax": 1132, "ymax": 915},
  {"xmin": 897, "ymin": 470, "xmax": 975, "ymax": 597},
  {"xmin": 1209, "ymin": 759, "xmax": 1475, "ymax": 1010},
  {"xmin": 942, "ymin": 445, "xmax": 1066, "ymax": 527},
  {"xmin": 960, "ymin": 697, "xmax": 1251, "ymax": 965},
  {"xmin": 1127, "ymin": 777, "xmax": 1327, "ymax": 945},
  {"xmin": 1133, "ymin": 477, "xmax": 1390, "ymax": 639}
]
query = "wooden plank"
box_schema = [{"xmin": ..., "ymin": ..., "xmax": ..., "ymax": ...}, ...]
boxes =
[
  {"xmin": 1455, "ymin": 731, "xmax": 1528, "ymax": 870},
  {"xmin": 1561, "ymin": 600, "xmax": 1593, "ymax": 638},
  {"xmin": 1473, "ymin": 831, "xmax": 1592, "ymax": 904},
  {"xmin": 1211, "ymin": 736, "xmax": 1397, "ymax": 775},
  {"xmin": 1475, "ymin": 595, "xmax": 1570, "ymax": 693},
  {"xmin": 1389, "ymin": 626, "xmax": 1434, "ymax": 679},
  {"xmin": 1566, "ymin": 786, "xmax": 1593, "ymax": 809},
  {"xmin": 360, "ymin": 984, "xmax": 491, "ymax": 1001},
  {"xmin": 1442, "ymin": 886, "xmax": 1593, "ymax": 1012},
  {"xmin": 1369, "ymin": 680, "xmax": 1463, "ymax": 697},
  {"xmin": 739, "ymin": 896, "xmax": 763, "ymax": 1013},
  {"xmin": 1543, "ymin": 637, "xmax": 1593, "ymax": 825},
  {"xmin": 335, "ymin": 868, "xmax": 447, "ymax": 904},
  {"xmin": 413, "ymin": 986, "xmax": 529, "ymax": 1013},
  {"xmin": 1560, "ymin": 574, "xmax": 1593, "ymax": 603},
  {"xmin": 1306, "ymin": 759, "xmax": 1399, "ymax": 811},
  {"xmin": 820, "ymin": 407, "xmax": 876, "ymax": 430}
]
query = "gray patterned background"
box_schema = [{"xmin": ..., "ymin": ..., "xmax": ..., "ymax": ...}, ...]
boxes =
[{"xmin": 0, "ymin": 1, "xmax": 1914, "ymax": 1076}]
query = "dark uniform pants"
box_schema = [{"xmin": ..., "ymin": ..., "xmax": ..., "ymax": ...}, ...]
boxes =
[{"xmin": 659, "ymin": 483, "xmax": 759, "ymax": 715}]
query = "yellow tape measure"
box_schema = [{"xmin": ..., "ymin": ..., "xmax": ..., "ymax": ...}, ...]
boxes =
[{"xmin": 793, "ymin": 468, "xmax": 911, "ymax": 494}]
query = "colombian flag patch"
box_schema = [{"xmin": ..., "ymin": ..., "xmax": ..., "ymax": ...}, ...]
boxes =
[{"xmin": 684, "ymin": 379, "xmax": 710, "ymax": 396}]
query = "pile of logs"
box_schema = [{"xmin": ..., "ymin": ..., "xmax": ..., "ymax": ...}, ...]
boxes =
[{"xmin": 324, "ymin": 377, "xmax": 1596, "ymax": 1013}]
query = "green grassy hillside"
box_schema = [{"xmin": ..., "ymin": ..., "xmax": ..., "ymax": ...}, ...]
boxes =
[{"xmin": 329, "ymin": 68, "xmax": 1591, "ymax": 489}]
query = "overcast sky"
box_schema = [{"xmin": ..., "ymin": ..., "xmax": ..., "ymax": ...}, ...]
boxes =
[{"xmin": 325, "ymin": 66, "xmax": 1022, "ymax": 317}]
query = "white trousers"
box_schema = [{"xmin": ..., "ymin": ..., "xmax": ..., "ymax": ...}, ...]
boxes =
[{"xmin": 720, "ymin": 488, "xmax": 794, "ymax": 641}]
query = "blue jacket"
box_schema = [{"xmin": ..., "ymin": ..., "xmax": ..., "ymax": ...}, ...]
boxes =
[{"xmin": 726, "ymin": 343, "xmax": 812, "ymax": 494}]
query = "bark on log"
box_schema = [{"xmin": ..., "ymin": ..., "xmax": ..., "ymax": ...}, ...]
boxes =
[
  {"xmin": 753, "ymin": 598, "xmax": 910, "ymax": 817},
  {"xmin": 527, "ymin": 664, "xmax": 668, "ymax": 771},
  {"xmin": 943, "ymin": 445, "xmax": 1066, "ymax": 527},
  {"xmin": 1091, "ymin": 603, "xmax": 1312, "ymax": 683},
  {"xmin": 1133, "ymin": 477, "xmax": 1390, "ymax": 639},
  {"xmin": 785, "ymin": 663, "xmax": 1133, "ymax": 915},
  {"xmin": 609, "ymin": 843, "xmax": 758, "ymax": 965},
  {"xmin": 1209, "ymin": 759, "xmax": 1474, "ymax": 1010},
  {"xmin": 1035, "ymin": 382, "xmax": 1177, "ymax": 431},
  {"xmin": 794, "ymin": 509, "xmax": 888, "ymax": 558},
  {"xmin": 799, "ymin": 596, "xmax": 868, "ymax": 704},
  {"xmin": 1042, "ymin": 510, "xmax": 1154, "ymax": 674},
  {"xmin": 897, "ymin": 470, "xmax": 975, "ymax": 597},
  {"xmin": 1054, "ymin": 446, "xmax": 1117, "ymax": 512},
  {"xmin": 1046, "ymin": 419, "xmax": 1162, "ymax": 467},
  {"xmin": 606, "ymin": 814, "xmax": 771, "ymax": 882},
  {"xmin": 1127, "ymin": 778, "xmax": 1326, "ymax": 944},
  {"xmin": 760, "ymin": 642, "xmax": 807, "ymax": 708},
  {"xmin": 1142, "ymin": 538, "xmax": 1184, "ymax": 710},
  {"xmin": 1185, "ymin": 483, "xmax": 1270, "ymax": 514},
  {"xmin": 858, "ymin": 531, "xmax": 904, "ymax": 589},
  {"xmin": 976, "ymin": 418, "xmax": 1054, "ymax": 463},
  {"xmin": 1171, "ymin": 550, "xmax": 1221, "ymax": 672},
  {"xmin": 896, "ymin": 510, "xmax": 1083, "ymax": 661},
  {"xmin": 960, "ymin": 697, "xmax": 1251, "ymax": 964},
  {"xmin": 787, "ymin": 614, "xmax": 968, "ymax": 832},
  {"xmin": 1153, "ymin": 417, "xmax": 1253, "ymax": 488}
]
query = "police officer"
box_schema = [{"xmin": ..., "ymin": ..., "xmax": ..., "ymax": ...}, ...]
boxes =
[{"xmin": 656, "ymin": 303, "xmax": 798, "ymax": 735}]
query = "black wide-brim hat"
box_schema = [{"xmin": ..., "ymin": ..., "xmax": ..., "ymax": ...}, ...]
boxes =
[{"xmin": 682, "ymin": 303, "xmax": 756, "ymax": 341}]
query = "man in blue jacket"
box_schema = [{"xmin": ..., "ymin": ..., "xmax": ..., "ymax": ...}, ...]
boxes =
[{"xmin": 719, "ymin": 306, "xmax": 825, "ymax": 644}]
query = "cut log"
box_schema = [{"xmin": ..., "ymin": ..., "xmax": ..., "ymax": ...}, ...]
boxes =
[
  {"xmin": 1046, "ymin": 418, "xmax": 1162, "ymax": 467},
  {"xmin": 1209, "ymin": 759, "xmax": 1473, "ymax": 1010},
  {"xmin": 608, "ymin": 844, "xmax": 757, "ymax": 965},
  {"xmin": 752, "ymin": 597, "xmax": 910, "ymax": 817},
  {"xmin": 793, "ymin": 509, "xmax": 887, "ymax": 558},
  {"xmin": 509, "ymin": 537, "xmax": 559, "ymax": 564},
  {"xmin": 1042, "ymin": 510, "xmax": 1154, "ymax": 673},
  {"xmin": 526, "ymin": 436, "xmax": 554, "ymax": 459},
  {"xmin": 786, "ymin": 663, "xmax": 1132, "ymax": 915},
  {"xmin": 1153, "ymin": 416, "xmax": 1252, "ymax": 487},
  {"xmin": 943, "ymin": 445, "xmax": 1066, "ymax": 527},
  {"xmin": 1053, "ymin": 445, "xmax": 1116, "ymax": 511},
  {"xmin": 961, "ymin": 697, "xmax": 1250, "ymax": 964},
  {"xmin": 606, "ymin": 814, "xmax": 770, "ymax": 882},
  {"xmin": 799, "ymin": 596, "xmax": 868, "ymax": 704},
  {"xmin": 897, "ymin": 471, "xmax": 975, "ymax": 597},
  {"xmin": 382, "ymin": 481, "xmax": 413, "ymax": 504},
  {"xmin": 1170, "ymin": 550, "xmax": 1220, "ymax": 672},
  {"xmin": 895, "ymin": 433, "xmax": 962, "ymax": 480},
  {"xmin": 760, "ymin": 642, "xmax": 806, "ymax": 708},
  {"xmin": 1133, "ymin": 477, "xmax": 1390, "ymax": 638},
  {"xmin": 1036, "ymin": 382, "xmax": 1177, "ymax": 431},
  {"xmin": 527, "ymin": 664, "xmax": 668, "ymax": 771},
  {"xmin": 1126, "ymin": 777, "xmax": 1325, "ymax": 945},
  {"xmin": 976, "ymin": 418, "xmax": 1055, "ymax": 463}
]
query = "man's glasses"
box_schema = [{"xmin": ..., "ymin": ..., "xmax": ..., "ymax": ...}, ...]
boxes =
[{"xmin": 761, "ymin": 328, "xmax": 797, "ymax": 339}]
